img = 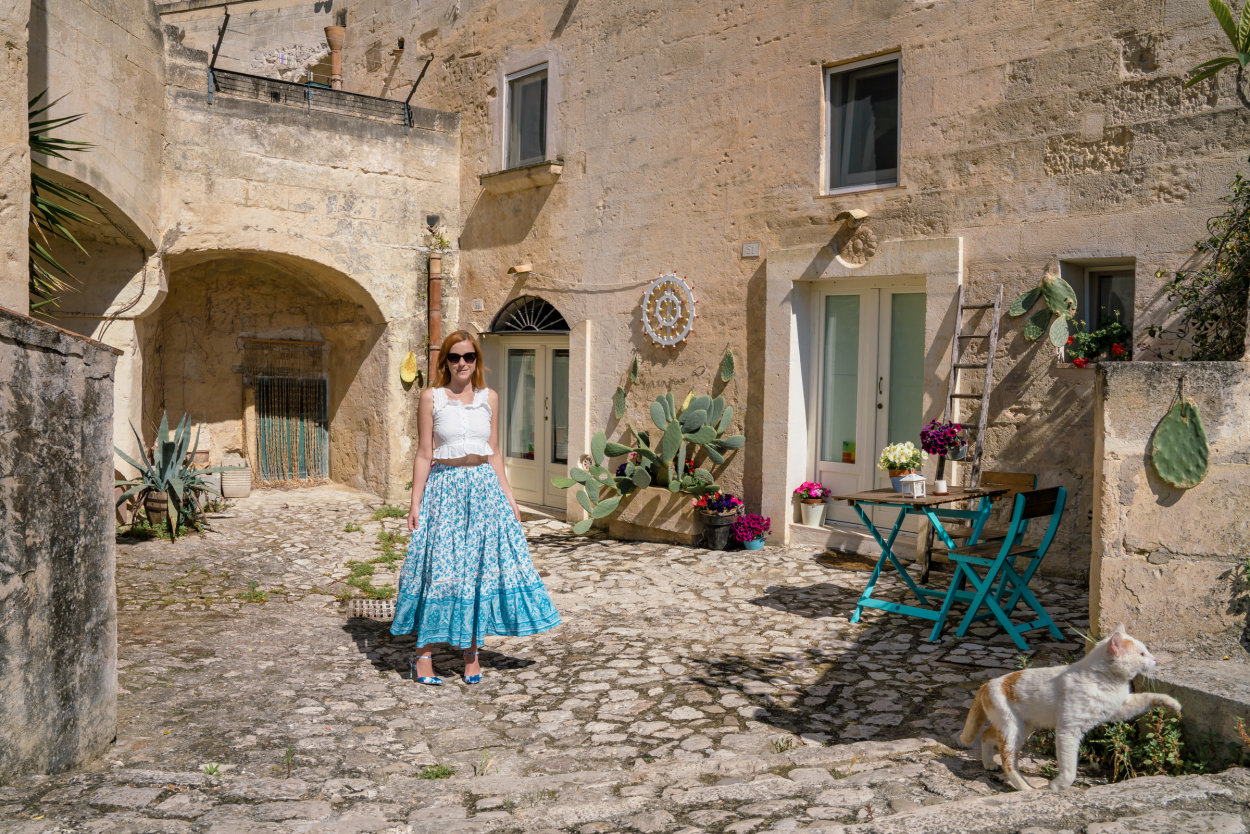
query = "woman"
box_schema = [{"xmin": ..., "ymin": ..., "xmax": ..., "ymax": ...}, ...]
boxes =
[{"xmin": 391, "ymin": 330, "xmax": 561, "ymax": 685}]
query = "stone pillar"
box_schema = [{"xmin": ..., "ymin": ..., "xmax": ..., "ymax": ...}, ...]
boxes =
[
  {"xmin": 0, "ymin": 308, "xmax": 119, "ymax": 780},
  {"xmin": 0, "ymin": 0, "xmax": 31, "ymax": 314}
]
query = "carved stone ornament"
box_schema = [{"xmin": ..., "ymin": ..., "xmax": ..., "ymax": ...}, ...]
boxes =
[
  {"xmin": 834, "ymin": 224, "xmax": 879, "ymax": 267},
  {"xmin": 641, "ymin": 273, "xmax": 697, "ymax": 348}
]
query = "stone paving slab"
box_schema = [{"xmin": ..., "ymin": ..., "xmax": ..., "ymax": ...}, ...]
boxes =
[{"xmin": 0, "ymin": 486, "xmax": 1241, "ymax": 833}]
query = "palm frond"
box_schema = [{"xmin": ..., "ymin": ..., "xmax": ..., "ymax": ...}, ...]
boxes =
[
  {"xmin": 1184, "ymin": 55, "xmax": 1239, "ymax": 86},
  {"xmin": 1211, "ymin": 0, "xmax": 1240, "ymax": 47}
]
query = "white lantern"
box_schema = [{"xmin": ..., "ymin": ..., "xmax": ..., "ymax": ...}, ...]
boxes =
[{"xmin": 900, "ymin": 472, "xmax": 926, "ymax": 499}]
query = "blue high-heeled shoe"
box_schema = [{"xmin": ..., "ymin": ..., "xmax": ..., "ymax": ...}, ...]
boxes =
[
  {"xmin": 410, "ymin": 656, "xmax": 442, "ymax": 686},
  {"xmin": 463, "ymin": 650, "xmax": 482, "ymax": 684}
]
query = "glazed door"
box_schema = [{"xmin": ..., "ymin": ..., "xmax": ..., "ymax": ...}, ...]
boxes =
[
  {"xmin": 495, "ymin": 336, "xmax": 570, "ymax": 509},
  {"xmin": 813, "ymin": 285, "xmax": 927, "ymax": 531}
]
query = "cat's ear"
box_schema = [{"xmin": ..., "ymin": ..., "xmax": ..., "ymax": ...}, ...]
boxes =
[
  {"xmin": 1108, "ymin": 631, "xmax": 1128, "ymax": 656},
  {"xmin": 1113, "ymin": 623, "xmax": 1127, "ymax": 636}
]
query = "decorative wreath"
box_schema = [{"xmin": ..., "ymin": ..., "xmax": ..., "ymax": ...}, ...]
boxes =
[{"xmin": 641, "ymin": 273, "xmax": 697, "ymax": 348}]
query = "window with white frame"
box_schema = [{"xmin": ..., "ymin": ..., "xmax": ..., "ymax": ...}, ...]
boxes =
[
  {"xmin": 825, "ymin": 55, "xmax": 900, "ymax": 192},
  {"xmin": 506, "ymin": 65, "xmax": 548, "ymax": 168},
  {"xmin": 1061, "ymin": 261, "xmax": 1136, "ymax": 361}
]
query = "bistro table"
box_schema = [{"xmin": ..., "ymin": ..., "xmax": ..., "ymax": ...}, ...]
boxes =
[{"xmin": 828, "ymin": 486, "xmax": 1010, "ymax": 642}]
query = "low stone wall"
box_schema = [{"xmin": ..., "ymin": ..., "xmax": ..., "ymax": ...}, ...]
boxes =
[
  {"xmin": 0, "ymin": 308, "xmax": 119, "ymax": 782},
  {"xmin": 1092, "ymin": 360, "xmax": 1250, "ymax": 659}
]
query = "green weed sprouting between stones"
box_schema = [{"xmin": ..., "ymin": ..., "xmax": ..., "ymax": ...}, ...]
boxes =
[
  {"xmin": 118, "ymin": 516, "xmax": 199, "ymax": 542},
  {"xmin": 1029, "ymin": 706, "xmax": 1250, "ymax": 782},
  {"xmin": 371, "ymin": 504, "xmax": 407, "ymax": 521},
  {"xmin": 283, "ymin": 746, "xmax": 295, "ymax": 778},
  {"xmin": 417, "ymin": 763, "xmax": 455, "ymax": 779},
  {"xmin": 236, "ymin": 580, "xmax": 268, "ymax": 603},
  {"xmin": 344, "ymin": 522, "xmax": 363, "ymax": 533},
  {"xmin": 335, "ymin": 588, "xmax": 353, "ymax": 603},
  {"xmin": 201, "ymin": 763, "xmax": 222, "ymax": 777},
  {"xmin": 770, "ymin": 737, "xmax": 796, "ymax": 754},
  {"xmin": 831, "ymin": 755, "xmax": 857, "ymax": 779},
  {"xmin": 344, "ymin": 560, "xmax": 396, "ymax": 600}
]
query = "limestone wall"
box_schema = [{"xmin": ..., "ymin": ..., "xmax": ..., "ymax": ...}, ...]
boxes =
[
  {"xmin": 0, "ymin": 0, "xmax": 30, "ymax": 312},
  {"xmin": 155, "ymin": 34, "xmax": 461, "ymax": 497},
  {"xmin": 334, "ymin": 0, "xmax": 1250, "ymax": 575},
  {"xmin": 1093, "ymin": 360, "xmax": 1250, "ymax": 659},
  {"xmin": 28, "ymin": 0, "xmax": 166, "ymax": 246},
  {"xmin": 0, "ymin": 309, "xmax": 119, "ymax": 782}
]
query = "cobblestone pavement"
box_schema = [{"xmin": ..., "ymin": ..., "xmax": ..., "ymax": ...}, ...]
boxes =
[{"xmin": 3, "ymin": 486, "xmax": 1248, "ymax": 834}]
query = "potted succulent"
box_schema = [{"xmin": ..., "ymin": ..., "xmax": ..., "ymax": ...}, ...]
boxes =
[
  {"xmin": 920, "ymin": 419, "xmax": 968, "ymax": 461},
  {"xmin": 878, "ymin": 442, "xmax": 924, "ymax": 493},
  {"xmin": 115, "ymin": 413, "xmax": 244, "ymax": 540},
  {"xmin": 732, "ymin": 513, "xmax": 770, "ymax": 550},
  {"xmin": 793, "ymin": 481, "xmax": 829, "ymax": 526},
  {"xmin": 692, "ymin": 491, "xmax": 743, "ymax": 551}
]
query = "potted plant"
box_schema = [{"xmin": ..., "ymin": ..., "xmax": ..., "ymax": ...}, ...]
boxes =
[
  {"xmin": 793, "ymin": 481, "xmax": 829, "ymax": 526},
  {"xmin": 1065, "ymin": 314, "xmax": 1132, "ymax": 368},
  {"xmin": 920, "ymin": 419, "xmax": 968, "ymax": 461},
  {"xmin": 114, "ymin": 413, "xmax": 244, "ymax": 540},
  {"xmin": 878, "ymin": 442, "xmax": 924, "ymax": 493},
  {"xmin": 732, "ymin": 513, "xmax": 770, "ymax": 550},
  {"xmin": 692, "ymin": 491, "xmax": 743, "ymax": 551}
]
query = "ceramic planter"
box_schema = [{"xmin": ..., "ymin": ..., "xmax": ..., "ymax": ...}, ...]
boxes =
[
  {"xmin": 742, "ymin": 537, "xmax": 765, "ymax": 551},
  {"xmin": 702, "ymin": 510, "xmax": 738, "ymax": 551},
  {"xmin": 221, "ymin": 466, "xmax": 252, "ymax": 498},
  {"xmin": 800, "ymin": 500, "xmax": 826, "ymax": 526}
]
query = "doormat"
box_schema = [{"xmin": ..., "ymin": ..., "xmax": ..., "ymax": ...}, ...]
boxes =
[
  {"xmin": 347, "ymin": 598, "xmax": 395, "ymax": 622},
  {"xmin": 817, "ymin": 551, "xmax": 880, "ymax": 571}
]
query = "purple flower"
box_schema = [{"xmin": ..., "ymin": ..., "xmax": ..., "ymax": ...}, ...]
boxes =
[{"xmin": 732, "ymin": 513, "xmax": 771, "ymax": 542}]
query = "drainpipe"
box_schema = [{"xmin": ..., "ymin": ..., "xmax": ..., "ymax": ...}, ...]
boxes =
[
  {"xmin": 324, "ymin": 25, "xmax": 345, "ymax": 90},
  {"xmin": 428, "ymin": 250, "xmax": 442, "ymax": 377}
]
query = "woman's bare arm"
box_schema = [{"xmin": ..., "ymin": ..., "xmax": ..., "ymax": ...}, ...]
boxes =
[{"xmin": 408, "ymin": 387, "xmax": 436, "ymax": 533}]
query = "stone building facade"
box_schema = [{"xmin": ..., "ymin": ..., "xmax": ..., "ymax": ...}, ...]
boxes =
[{"xmin": 5, "ymin": 0, "xmax": 1249, "ymax": 593}]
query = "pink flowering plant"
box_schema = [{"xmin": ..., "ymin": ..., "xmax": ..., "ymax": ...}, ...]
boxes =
[
  {"xmin": 920, "ymin": 420, "xmax": 967, "ymax": 457},
  {"xmin": 732, "ymin": 513, "xmax": 770, "ymax": 543},
  {"xmin": 793, "ymin": 481, "xmax": 828, "ymax": 501},
  {"xmin": 692, "ymin": 492, "xmax": 743, "ymax": 515}
]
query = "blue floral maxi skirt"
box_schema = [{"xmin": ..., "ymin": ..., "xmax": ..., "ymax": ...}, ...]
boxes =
[{"xmin": 391, "ymin": 463, "xmax": 561, "ymax": 646}]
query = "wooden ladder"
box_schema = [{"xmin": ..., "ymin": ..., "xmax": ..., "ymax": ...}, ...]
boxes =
[{"xmin": 919, "ymin": 284, "xmax": 1003, "ymax": 583}]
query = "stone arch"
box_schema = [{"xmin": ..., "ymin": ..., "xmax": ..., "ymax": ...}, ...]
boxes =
[{"xmin": 150, "ymin": 249, "xmax": 393, "ymax": 495}]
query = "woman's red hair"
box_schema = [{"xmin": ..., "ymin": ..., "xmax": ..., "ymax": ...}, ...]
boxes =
[{"xmin": 435, "ymin": 330, "xmax": 487, "ymax": 389}]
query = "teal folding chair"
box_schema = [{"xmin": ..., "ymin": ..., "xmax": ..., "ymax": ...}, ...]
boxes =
[{"xmin": 931, "ymin": 486, "xmax": 1067, "ymax": 650}]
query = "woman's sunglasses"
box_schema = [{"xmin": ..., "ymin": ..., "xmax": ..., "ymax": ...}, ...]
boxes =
[{"xmin": 446, "ymin": 351, "xmax": 477, "ymax": 365}]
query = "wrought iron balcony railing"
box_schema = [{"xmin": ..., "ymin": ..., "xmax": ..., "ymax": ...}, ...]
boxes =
[{"xmin": 208, "ymin": 68, "xmax": 413, "ymax": 130}]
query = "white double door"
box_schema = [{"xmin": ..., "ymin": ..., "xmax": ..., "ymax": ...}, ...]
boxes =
[
  {"xmin": 484, "ymin": 335, "xmax": 570, "ymax": 509},
  {"xmin": 811, "ymin": 283, "xmax": 927, "ymax": 530}
]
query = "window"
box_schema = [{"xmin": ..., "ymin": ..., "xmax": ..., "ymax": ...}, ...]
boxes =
[
  {"xmin": 1078, "ymin": 268, "xmax": 1135, "ymax": 335},
  {"xmin": 826, "ymin": 56, "xmax": 900, "ymax": 192},
  {"xmin": 507, "ymin": 65, "xmax": 548, "ymax": 168}
]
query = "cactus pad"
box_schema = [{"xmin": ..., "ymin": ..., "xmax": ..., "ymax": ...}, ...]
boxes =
[
  {"xmin": 1008, "ymin": 287, "xmax": 1042, "ymax": 317},
  {"xmin": 721, "ymin": 349, "xmax": 736, "ymax": 381},
  {"xmin": 614, "ymin": 386, "xmax": 627, "ymax": 419},
  {"xmin": 1049, "ymin": 315, "xmax": 1069, "ymax": 347},
  {"xmin": 1150, "ymin": 401, "xmax": 1209, "ymax": 489},
  {"xmin": 1024, "ymin": 309, "xmax": 1051, "ymax": 341},
  {"xmin": 1041, "ymin": 274, "xmax": 1078, "ymax": 317}
]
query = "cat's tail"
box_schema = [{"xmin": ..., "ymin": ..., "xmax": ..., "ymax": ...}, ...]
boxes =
[{"xmin": 960, "ymin": 683, "xmax": 991, "ymax": 745}]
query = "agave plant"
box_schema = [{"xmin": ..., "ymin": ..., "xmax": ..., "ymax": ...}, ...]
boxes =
[
  {"xmin": 1185, "ymin": 0, "xmax": 1250, "ymax": 89},
  {"xmin": 28, "ymin": 91, "xmax": 101, "ymax": 313},
  {"xmin": 114, "ymin": 413, "xmax": 243, "ymax": 540}
]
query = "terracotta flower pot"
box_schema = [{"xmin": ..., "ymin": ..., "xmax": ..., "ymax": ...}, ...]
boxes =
[{"xmin": 888, "ymin": 469, "xmax": 913, "ymax": 493}]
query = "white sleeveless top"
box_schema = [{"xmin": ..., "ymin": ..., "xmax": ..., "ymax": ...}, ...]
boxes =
[{"xmin": 431, "ymin": 387, "xmax": 493, "ymax": 460}]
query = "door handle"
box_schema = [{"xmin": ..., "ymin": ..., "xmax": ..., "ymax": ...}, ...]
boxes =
[{"xmin": 878, "ymin": 376, "xmax": 883, "ymax": 395}]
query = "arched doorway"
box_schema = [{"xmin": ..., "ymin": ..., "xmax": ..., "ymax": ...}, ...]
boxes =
[{"xmin": 484, "ymin": 296, "xmax": 570, "ymax": 510}]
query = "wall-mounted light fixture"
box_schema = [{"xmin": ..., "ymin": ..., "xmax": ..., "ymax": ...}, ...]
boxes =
[
  {"xmin": 834, "ymin": 209, "xmax": 868, "ymax": 228},
  {"xmin": 507, "ymin": 264, "xmax": 533, "ymax": 275}
]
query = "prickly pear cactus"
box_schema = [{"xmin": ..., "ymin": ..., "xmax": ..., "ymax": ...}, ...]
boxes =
[
  {"xmin": 1041, "ymin": 273, "xmax": 1077, "ymax": 317},
  {"xmin": 1150, "ymin": 401, "xmax": 1209, "ymax": 489}
]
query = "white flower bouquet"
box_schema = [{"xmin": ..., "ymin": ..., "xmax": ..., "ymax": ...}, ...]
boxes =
[{"xmin": 877, "ymin": 441, "xmax": 924, "ymax": 473}]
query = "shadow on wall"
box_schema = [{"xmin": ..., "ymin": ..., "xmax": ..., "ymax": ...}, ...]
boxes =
[
  {"xmin": 147, "ymin": 251, "xmax": 386, "ymax": 491},
  {"xmin": 460, "ymin": 186, "xmax": 555, "ymax": 250},
  {"xmin": 743, "ymin": 259, "xmax": 767, "ymax": 513}
]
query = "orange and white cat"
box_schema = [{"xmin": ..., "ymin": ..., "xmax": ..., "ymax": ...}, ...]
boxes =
[{"xmin": 960, "ymin": 624, "xmax": 1181, "ymax": 791}]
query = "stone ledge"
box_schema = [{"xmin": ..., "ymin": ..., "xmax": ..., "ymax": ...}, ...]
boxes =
[
  {"xmin": 479, "ymin": 160, "xmax": 563, "ymax": 195},
  {"xmin": 0, "ymin": 305, "xmax": 123, "ymax": 356},
  {"xmin": 1137, "ymin": 660, "xmax": 1250, "ymax": 747}
]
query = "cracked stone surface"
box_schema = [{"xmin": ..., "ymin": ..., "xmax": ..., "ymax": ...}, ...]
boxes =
[{"xmin": 1, "ymin": 485, "xmax": 1246, "ymax": 834}]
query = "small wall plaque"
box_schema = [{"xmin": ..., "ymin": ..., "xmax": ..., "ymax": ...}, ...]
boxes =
[
  {"xmin": 472, "ymin": 298, "xmax": 485, "ymax": 312},
  {"xmin": 742, "ymin": 241, "xmax": 761, "ymax": 258}
]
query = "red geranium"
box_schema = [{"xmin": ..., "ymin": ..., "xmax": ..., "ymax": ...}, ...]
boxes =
[
  {"xmin": 1072, "ymin": 357, "xmax": 1088, "ymax": 368},
  {"xmin": 1111, "ymin": 343, "xmax": 1126, "ymax": 356}
]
